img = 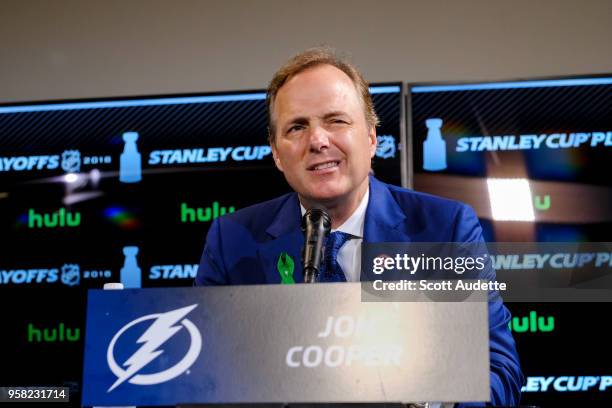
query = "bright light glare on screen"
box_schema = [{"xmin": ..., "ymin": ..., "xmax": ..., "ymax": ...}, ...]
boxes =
[
  {"xmin": 487, "ymin": 178, "xmax": 535, "ymax": 221},
  {"xmin": 89, "ymin": 169, "xmax": 101, "ymax": 186},
  {"xmin": 64, "ymin": 173, "xmax": 79, "ymax": 183}
]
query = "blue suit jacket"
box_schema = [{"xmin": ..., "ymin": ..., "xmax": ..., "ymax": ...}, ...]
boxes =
[{"xmin": 196, "ymin": 176, "xmax": 523, "ymax": 406}]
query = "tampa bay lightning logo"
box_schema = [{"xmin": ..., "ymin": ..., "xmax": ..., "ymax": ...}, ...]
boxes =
[
  {"xmin": 106, "ymin": 304, "xmax": 202, "ymax": 392},
  {"xmin": 61, "ymin": 150, "xmax": 81, "ymax": 172},
  {"xmin": 376, "ymin": 135, "xmax": 396, "ymax": 159},
  {"xmin": 61, "ymin": 264, "xmax": 80, "ymax": 286}
]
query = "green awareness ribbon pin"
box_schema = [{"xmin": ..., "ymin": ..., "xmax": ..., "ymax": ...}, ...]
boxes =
[{"xmin": 277, "ymin": 252, "xmax": 295, "ymax": 284}]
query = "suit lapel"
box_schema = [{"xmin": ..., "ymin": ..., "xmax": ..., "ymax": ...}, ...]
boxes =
[
  {"xmin": 364, "ymin": 176, "xmax": 409, "ymax": 243},
  {"xmin": 258, "ymin": 194, "xmax": 305, "ymax": 284}
]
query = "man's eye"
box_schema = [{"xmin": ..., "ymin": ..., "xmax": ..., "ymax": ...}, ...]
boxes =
[{"xmin": 288, "ymin": 125, "xmax": 304, "ymax": 133}]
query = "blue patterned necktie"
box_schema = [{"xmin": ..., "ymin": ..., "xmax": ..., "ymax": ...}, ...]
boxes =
[{"xmin": 318, "ymin": 231, "xmax": 353, "ymax": 282}]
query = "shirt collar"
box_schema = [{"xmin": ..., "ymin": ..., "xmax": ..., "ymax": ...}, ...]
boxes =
[{"xmin": 299, "ymin": 188, "xmax": 369, "ymax": 238}]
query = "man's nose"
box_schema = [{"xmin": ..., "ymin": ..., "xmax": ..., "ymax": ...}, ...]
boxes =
[{"xmin": 308, "ymin": 125, "xmax": 330, "ymax": 152}]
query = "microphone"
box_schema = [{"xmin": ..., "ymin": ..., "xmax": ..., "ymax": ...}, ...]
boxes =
[{"xmin": 301, "ymin": 208, "xmax": 331, "ymax": 283}]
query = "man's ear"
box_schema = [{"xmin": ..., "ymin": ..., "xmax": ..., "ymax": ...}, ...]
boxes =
[
  {"xmin": 270, "ymin": 142, "xmax": 284, "ymax": 172},
  {"xmin": 368, "ymin": 127, "xmax": 377, "ymax": 158},
  {"xmin": 268, "ymin": 126, "xmax": 284, "ymax": 172}
]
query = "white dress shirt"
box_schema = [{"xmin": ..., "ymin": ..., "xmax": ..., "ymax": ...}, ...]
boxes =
[{"xmin": 300, "ymin": 188, "xmax": 369, "ymax": 282}]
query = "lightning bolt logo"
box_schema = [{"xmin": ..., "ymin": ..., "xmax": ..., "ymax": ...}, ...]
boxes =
[{"xmin": 106, "ymin": 304, "xmax": 202, "ymax": 392}]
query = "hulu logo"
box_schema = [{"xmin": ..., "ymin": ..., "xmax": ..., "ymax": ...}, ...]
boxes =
[
  {"xmin": 181, "ymin": 202, "xmax": 235, "ymax": 223},
  {"xmin": 534, "ymin": 194, "xmax": 551, "ymax": 211},
  {"xmin": 27, "ymin": 323, "xmax": 80, "ymax": 343},
  {"xmin": 509, "ymin": 311, "xmax": 554, "ymax": 333},
  {"xmin": 28, "ymin": 208, "xmax": 81, "ymax": 228}
]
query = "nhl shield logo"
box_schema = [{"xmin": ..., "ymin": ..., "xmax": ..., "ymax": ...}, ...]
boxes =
[
  {"xmin": 376, "ymin": 135, "xmax": 396, "ymax": 159},
  {"xmin": 61, "ymin": 264, "xmax": 81, "ymax": 286},
  {"xmin": 61, "ymin": 150, "xmax": 81, "ymax": 173}
]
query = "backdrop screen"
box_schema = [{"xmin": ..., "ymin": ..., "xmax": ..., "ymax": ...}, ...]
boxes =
[
  {"xmin": 410, "ymin": 76, "xmax": 612, "ymax": 406},
  {"xmin": 410, "ymin": 76, "xmax": 612, "ymax": 243},
  {"xmin": 0, "ymin": 84, "xmax": 404, "ymax": 403}
]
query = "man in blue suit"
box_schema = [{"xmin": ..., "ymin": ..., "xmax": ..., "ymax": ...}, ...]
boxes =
[{"xmin": 196, "ymin": 47, "xmax": 523, "ymax": 406}]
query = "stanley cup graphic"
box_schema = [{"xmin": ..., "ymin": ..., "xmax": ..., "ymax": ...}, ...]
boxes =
[
  {"xmin": 119, "ymin": 131, "xmax": 142, "ymax": 183},
  {"xmin": 423, "ymin": 118, "xmax": 447, "ymax": 171},
  {"xmin": 120, "ymin": 246, "xmax": 141, "ymax": 288}
]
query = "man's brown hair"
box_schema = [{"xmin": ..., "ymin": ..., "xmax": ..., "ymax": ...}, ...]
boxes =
[{"xmin": 266, "ymin": 46, "xmax": 379, "ymax": 144}]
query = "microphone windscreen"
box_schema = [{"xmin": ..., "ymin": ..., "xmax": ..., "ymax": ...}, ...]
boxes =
[{"xmin": 301, "ymin": 207, "xmax": 331, "ymax": 231}]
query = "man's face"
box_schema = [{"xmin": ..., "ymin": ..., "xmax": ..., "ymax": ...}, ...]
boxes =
[{"xmin": 270, "ymin": 64, "xmax": 377, "ymax": 207}]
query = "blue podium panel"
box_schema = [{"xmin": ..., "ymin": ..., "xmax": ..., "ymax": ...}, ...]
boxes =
[{"xmin": 82, "ymin": 285, "xmax": 489, "ymax": 407}]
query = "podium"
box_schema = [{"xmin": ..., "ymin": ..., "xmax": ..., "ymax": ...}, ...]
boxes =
[{"xmin": 82, "ymin": 283, "xmax": 489, "ymax": 407}]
